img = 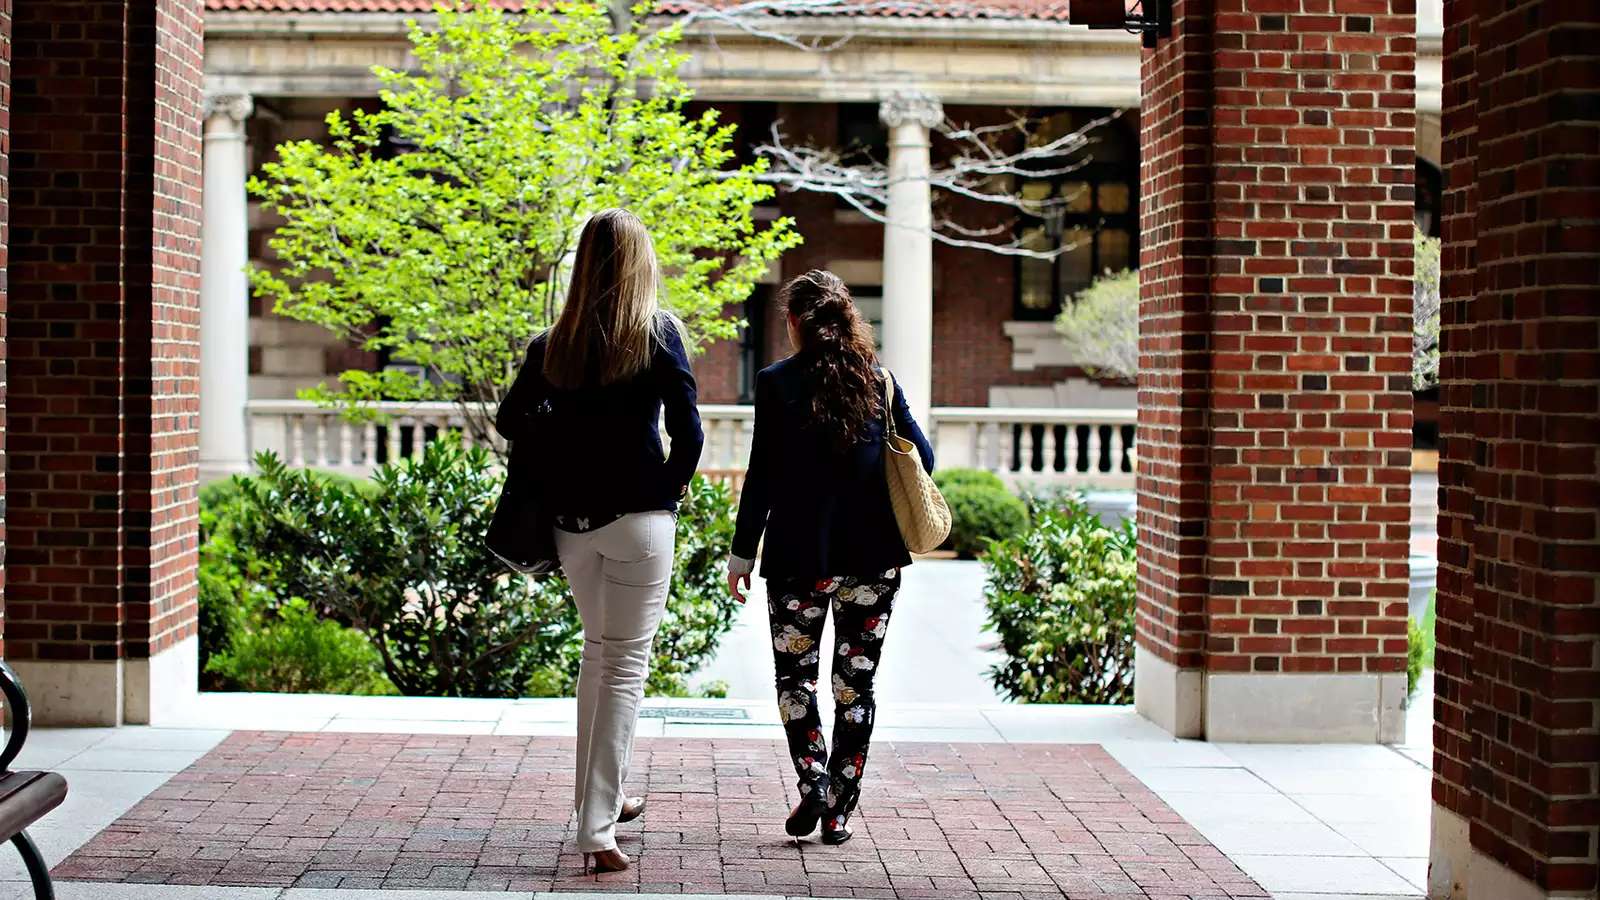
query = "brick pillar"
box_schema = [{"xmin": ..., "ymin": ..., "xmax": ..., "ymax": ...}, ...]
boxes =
[
  {"xmin": 1427, "ymin": 1, "xmax": 1600, "ymax": 897},
  {"xmin": 0, "ymin": 1, "xmax": 11, "ymax": 660},
  {"xmin": 4, "ymin": 0, "xmax": 203, "ymax": 725},
  {"xmin": 1134, "ymin": 0, "xmax": 1415, "ymax": 742}
]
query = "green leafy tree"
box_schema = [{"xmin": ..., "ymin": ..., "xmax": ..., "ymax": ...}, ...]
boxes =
[{"xmin": 249, "ymin": 1, "xmax": 799, "ymax": 444}]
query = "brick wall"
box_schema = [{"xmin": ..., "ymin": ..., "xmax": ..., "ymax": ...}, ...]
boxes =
[
  {"xmin": 1136, "ymin": 0, "xmax": 1414, "ymax": 682},
  {"xmin": 8, "ymin": 0, "xmax": 133, "ymax": 663},
  {"xmin": 1432, "ymin": 0, "xmax": 1600, "ymax": 893},
  {"xmin": 1431, "ymin": 0, "xmax": 1477, "ymax": 855},
  {"xmin": 1136, "ymin": 0, "xmax": 1214, "ymax": 672},
  {"xmin": 0, "ymin": 0, "xmax": 11, "ymax": 659},
  {"xmin": 129, "ymin": 0, "xmax": 204, "ymax": 659},
  {"xmin": 5, "ymin": 0, "xmax": 204, "ymax": 665}
]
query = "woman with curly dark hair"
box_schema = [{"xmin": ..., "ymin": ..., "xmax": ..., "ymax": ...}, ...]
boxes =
[{"xmin": 726, "ymin": 269, "xmax": 934, "ymax": 845}]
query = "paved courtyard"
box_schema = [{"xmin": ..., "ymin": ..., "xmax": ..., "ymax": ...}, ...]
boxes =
[
  {"xmin": 53, "ymin": 732, "xmax": 1268, "ymax": 898},
  {"xmin": 0, "ymin": 687, "xmax": 1433, "ymax": 900}
]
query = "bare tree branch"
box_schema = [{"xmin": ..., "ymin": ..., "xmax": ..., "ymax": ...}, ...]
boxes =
[{"xmin": 753, "ymin": 110, "xmax": 1124, "ymax": 258}]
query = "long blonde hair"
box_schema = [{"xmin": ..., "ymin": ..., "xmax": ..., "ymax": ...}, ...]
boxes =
[{"xmin": 543, "ymin": 208, "xmax": 678, "ymax": 388}]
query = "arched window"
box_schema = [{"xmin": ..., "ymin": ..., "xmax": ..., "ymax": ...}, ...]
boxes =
[{"xmin": 1014, "ymin": 109, "xmax": 1140, "ymax": 320}]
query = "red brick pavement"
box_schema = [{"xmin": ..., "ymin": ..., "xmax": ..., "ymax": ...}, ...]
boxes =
[{"xmin": 56, "ymin": 732, "xmax": 1268, "ymax": 898}]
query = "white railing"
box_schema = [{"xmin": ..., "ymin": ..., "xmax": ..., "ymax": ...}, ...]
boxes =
[
  {"xmin": 245, "ymin": 400, "xmax": 758, "ymax": 476},
  {"xmin": 246, "ymin": 400, "xmax": 486, "ymax": 475},
  {"xmin": 930, "ymin": 406, "xmax": 1136, "ymax": 490},
  {"xmin": 246, "ymin": 400, "xmax": 1135, "ymax": 489}
]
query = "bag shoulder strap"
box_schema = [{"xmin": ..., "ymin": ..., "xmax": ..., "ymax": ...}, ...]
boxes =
[{"xmin": 881, "ymin": 369, "xmax": 898, "ymax": 438}]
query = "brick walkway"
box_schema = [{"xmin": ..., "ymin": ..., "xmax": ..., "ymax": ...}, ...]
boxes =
[{"xmin": 56, "ymin": 731, "xmax": 1269, "ymax": 898}]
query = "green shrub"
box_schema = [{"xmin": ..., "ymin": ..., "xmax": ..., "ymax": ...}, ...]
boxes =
[
  {"xmin": 1017, "ymin": 485, "xmax": 1089, "ymax": 520},
  {"xmin": 982, "ymin": 496, "xmax": 1137, "ymax": 704},
  {"xmin": 198, "ymin": 479, "xmax": 266, "ymax": 688},
  {"xmin": 199, "ymin": 472, "xmax": 381, "ymax": 690},
  {"xmin": 233, "ymin": 437, "xmax": 580, "ymax": 697},
  {"xmin": 217, "ymin": 438, "xmax": 740, "ymax": 699},
  {"xmin": 1054, "ymin": 269, "xmax": 1137, "ymax": 381},
  {"xmin": 1407, "ymin": 590, "xmax": 1436, "ymax": 698},
  {"xmin": 1406, "ymin": 616, "xmax": 1426, "ymax": 699},
  {"xmin": 944, "ymin": 484, "xmax": 1029, "ymax": 558},
  {"xmin": 650, "ymin": 475, "xmax": 742, "ymax": 696},
  {"xmin": 933, "ymin": 468, "xmax": 1007, "ymax": 494},
  {"xmin": 203, "ymin": 434, "xmax": 741, "ymax": 699},
  {"xmin": 694, "ymin": 679, "xmax": 731, "ymax": 699},
  {"xmin": 207, "ymin": 599, "xmax": 398, "ymax": 695}
]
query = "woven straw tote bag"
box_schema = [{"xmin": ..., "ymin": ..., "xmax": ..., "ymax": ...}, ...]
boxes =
[{"xmin": 882, "ymin": 371, "xmax": 952, "ymax": 554}]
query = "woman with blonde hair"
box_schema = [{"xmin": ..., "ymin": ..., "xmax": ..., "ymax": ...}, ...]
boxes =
[{"xmin": 497, "ymin": 208, "xmax": 703, "ymax": 874}]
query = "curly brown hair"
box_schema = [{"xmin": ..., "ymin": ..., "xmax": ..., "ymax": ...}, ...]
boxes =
[{"xmin": 782, "ymin": 269, "xmax": 881, "ymax": 451}]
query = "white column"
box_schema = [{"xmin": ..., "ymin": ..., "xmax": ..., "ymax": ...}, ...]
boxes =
[
  {"xmin": 877, "ymin": 91, "xmax": 942, "ymax": 426},
  {"xmin": 200, "ymin": 93, "xmax": 254, "ymax": 479}
]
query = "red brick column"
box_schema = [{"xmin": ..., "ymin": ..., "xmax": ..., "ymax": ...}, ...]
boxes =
[
  {"xmin": 1428, "ymin": 1, "xmax": 1600, "ymax": 896},
  {"xmin": 4, "ymin": 0, "xmax": 203, "ymax": 725},
  {"xmin": 0, "ymin": 0, "xmax": 11, "ymax": 661},
  {"xmin": 124, "ymin": 0, "xmax": 205, "ymax": 720},
  {"xmin": 1135, "ymin": 0, "xmax": 1415, "ymax": 741}
]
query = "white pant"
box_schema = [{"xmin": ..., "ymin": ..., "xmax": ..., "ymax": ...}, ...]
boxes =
[{"xmin": 554, "ymin": 510, "xmax": 675, "ymax": 852}]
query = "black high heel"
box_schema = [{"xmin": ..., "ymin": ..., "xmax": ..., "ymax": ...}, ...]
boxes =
[
  {"xmin": 785, "ymin": 796, "xmax": 828, "ymax": 837},
  {"xmin": 821, "ymin": 813, "xmax": 853, "ymax": 845}
]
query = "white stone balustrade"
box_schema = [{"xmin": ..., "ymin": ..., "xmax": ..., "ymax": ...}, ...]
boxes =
[
  {"xmin": 245, "ymin": 400, "xmax": 488, "ymax": 475},
  {"xmin": 929, "ymin": 406, "xmax": 1136, "ymax": 490},
  {"xmin": 244, "ymin": 400, "xmax": 1134, "ymax": 490}
]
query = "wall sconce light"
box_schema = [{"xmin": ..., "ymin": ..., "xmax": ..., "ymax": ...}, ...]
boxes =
[{"xmin": 1067, "ymin": 0, "xmax": 1173, "ymax": 48}]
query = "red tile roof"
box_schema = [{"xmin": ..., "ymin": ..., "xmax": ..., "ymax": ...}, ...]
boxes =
[{"xmin": 207, "ymin": 0, "xmax": 1073, "ymax": 21}]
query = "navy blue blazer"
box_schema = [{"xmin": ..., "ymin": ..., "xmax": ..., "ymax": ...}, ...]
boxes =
[
  {"xmin": 733, "ymin": 354, "xmax": 934, "ymax": 579},
  {"xmin": 495, "ymin": 323, "xmax": 704, "ymax": 516}
]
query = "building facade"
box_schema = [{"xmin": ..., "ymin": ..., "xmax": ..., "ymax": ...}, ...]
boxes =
[{"xmin": 198, "ymin": 0, "xmax": 1446, "ymax": 478}]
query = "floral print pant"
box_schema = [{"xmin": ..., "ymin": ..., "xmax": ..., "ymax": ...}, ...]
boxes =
[{"xmin": 767, "ymin": 569, "xmax": 900, "ymax": 828}]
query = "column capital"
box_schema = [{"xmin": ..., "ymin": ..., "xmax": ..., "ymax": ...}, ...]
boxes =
[
  {"xmin": 203, "ymin": 93, "xmax": 254, "ymax": 128},
  {"xmin": 878, "ymin": 91, "xmax": 943, "ymax": 130}
]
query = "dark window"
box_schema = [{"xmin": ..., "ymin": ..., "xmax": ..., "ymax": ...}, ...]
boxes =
[
  {"xmin": 738, "ymin": 285, "xmax": 772, "ymax": 403},
  {"xmin": 848, "ymin": 285, "xmax": 884, "ymax": 352},
  {"xmin": 1415, "ymin": 159, "xmax": 1442, "ymax": 239},
  {"xmin": 835, "ymin": 104, "xmax": 888, "ymax": 212},
  {"xmin": 1013, "ymin": 109, "xmax": 1140, "ymax": 320},
  {"xmin": 836, "ymin": 103, "xmax": 888, "ymax": 161}
]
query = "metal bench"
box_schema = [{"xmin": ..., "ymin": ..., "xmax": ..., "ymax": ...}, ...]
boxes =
[{"xmin": 0, "ymin": 661, "xmax": 68, "ymax": 900}]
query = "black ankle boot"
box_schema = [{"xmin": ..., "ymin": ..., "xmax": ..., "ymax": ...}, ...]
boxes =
[
  {"xmin": 785, "ymin": 795, "xmax": 827, "ymax": 837},
  {"xmin": 820, "ymin": 812, "xmax": 852, "ymax": 845}
]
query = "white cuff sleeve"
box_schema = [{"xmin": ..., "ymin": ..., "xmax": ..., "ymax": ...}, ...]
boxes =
[{"xmin": 727, "ymin": 554, "xmax": 756, "ymax": 578}]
